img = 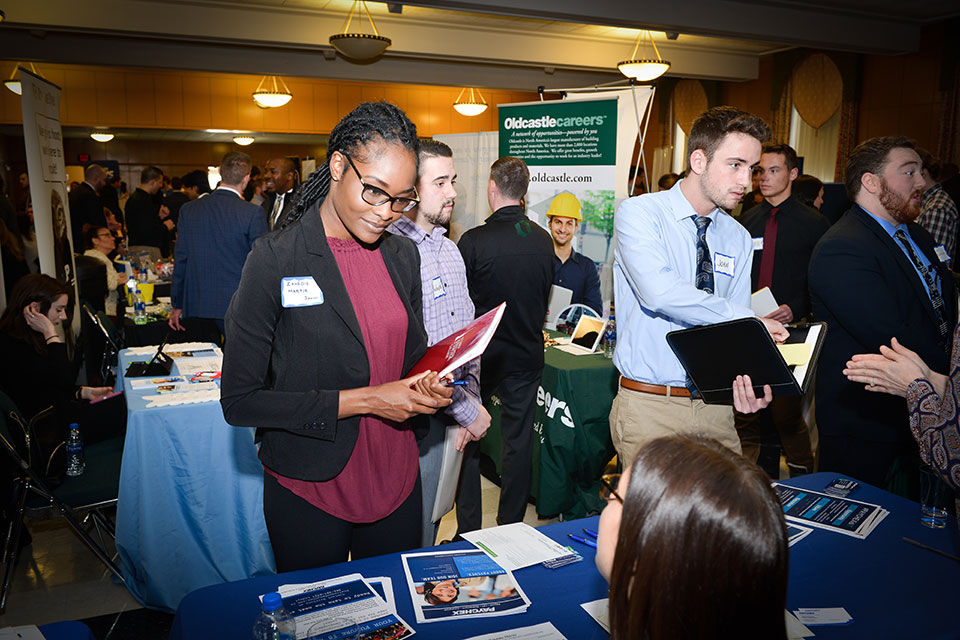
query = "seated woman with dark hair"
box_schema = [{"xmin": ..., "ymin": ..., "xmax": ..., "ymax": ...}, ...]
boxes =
[
  {"xmin": 0, "ymin": 274, "xmax": 125, "ymax": 445},
  {"xmin": 82, "ymin": 224, "xmax": 121, "ymax": 316},
  {"xmin": 596, "ymin": 436, "xmax": 789, "ymax": 640}
]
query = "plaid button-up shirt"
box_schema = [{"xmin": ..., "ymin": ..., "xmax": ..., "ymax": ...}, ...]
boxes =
[
  {"xmin": 920, "ymin": 182, "xmax": 959, "ymax": 262},
  {"xmin": 389, "ymin": 215, "xmax": 481, "ymax": 427}
]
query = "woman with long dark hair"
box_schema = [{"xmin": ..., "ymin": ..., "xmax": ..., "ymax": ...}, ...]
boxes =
[
  {"xmin": 221, "ymin": 102, "xmax": 451, "ymax": 571},
  {"xmin": 0, "ymin": 274, "xmax": 123, "ymax": 443},
  {"xmin": 595, "ymin": 436, "xmax": 789, "ymax": 640}
]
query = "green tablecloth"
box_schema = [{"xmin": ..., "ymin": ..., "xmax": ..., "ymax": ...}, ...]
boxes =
[{"xmin": 480, "ymin": 342, "xmax": 618, "ymax": 519}]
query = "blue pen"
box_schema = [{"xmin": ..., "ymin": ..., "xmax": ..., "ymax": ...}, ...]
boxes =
[
  {"xmin": 445, "ymin": 380, "xmax": 468, "ymax": 387},
  {"xmin": 568, "ymin": 533, "xmax": 597, "ymax": 548},
  {"xmin": 582, "ymin": 528, "xmax": 598, "ymax": 539}
]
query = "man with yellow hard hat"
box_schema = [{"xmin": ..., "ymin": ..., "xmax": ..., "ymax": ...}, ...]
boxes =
[{"xmin": 547, "ymin": 192, "xmax": 602, "ymax": 314}]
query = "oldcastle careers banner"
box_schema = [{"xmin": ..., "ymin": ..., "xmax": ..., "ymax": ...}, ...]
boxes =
[{"xmin": 498, "ymin": 99, "xmax": 617, "ymax": 264}]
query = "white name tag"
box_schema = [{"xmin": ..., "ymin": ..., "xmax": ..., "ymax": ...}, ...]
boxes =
[
  {"xmin": 431, "ymin": 276, "xmax": 446, "ymax": 300},
  {"xmin": 935, "ymin": 244, "xmax": 950, "ymax": 263},
  {"xmin": 753, "ymin": 237, "xmax": 764, "ymax": 251},
  {"xmin": 281, "ymin": 276, "xmax": 324, "ymax": 308},
  {"xmin": 714, "ymin": 252, "xmax": 735, "ymax": 277}
]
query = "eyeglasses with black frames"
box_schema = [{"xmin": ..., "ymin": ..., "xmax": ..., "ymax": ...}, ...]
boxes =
[
  {"xmin": 342, "ymin": 153, "xmax": 420, "ymax": 213},
  {"xmin": 600, "ymin": 473, "xmax": 623, "ymax": 503}
]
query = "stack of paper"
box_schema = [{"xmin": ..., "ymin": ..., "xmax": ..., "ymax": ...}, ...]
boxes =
[
  {"xmin": 401, "ymin": 549, "xmax": 531, "ymax": 623},
  {"xmin": 263, "ymin": 574, "xmax": 414, "ymax": 640},
  {"xmin": 773, "ymin": 484, "xmax": 889, "ymax": 539},
  {"xmin": 786, "ymin": 523, "xmax": 813, "ymax": 546},
  {"xmin": 464, "ymin": 623, "xmax": 568, "ymax": 640},
  {"xmin": 792, "ymin": 607, "xmax": 852, "ymax": 627},
  {"xmin": 461, "ymin": 522, "xmax": 571, "ymax": 571},
  {"xmin": 144, "ymin": 387, "xmax": 220, "ymax": 407}
]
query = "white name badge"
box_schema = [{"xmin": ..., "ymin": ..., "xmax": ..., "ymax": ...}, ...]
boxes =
[
  {"xmin": 753, "ymin": 237, "xmax": 764, "ymax": 251},
  {"xmin": 431, "ymin": 276, "xmax": 446, "ymax": 300},
  {"xmin": 714, "ymin": 252, "xmax": 735, "ymax": 277},
  {"xmin": 281, "ymin": 276, "xmax": 324, "ymax": 308},
  {"xmin": 935, "ymin": 244, "xmax": 950, "ymax": 263}
]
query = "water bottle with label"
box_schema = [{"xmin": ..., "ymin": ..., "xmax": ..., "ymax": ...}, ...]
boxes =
[
  {"xmin": 604, "ymin": 313, "xmax": 617, "ymax": 359},
  {"xmin": 66, "ymin": 422, "xmax": 85, "ymax": 477},
  {"xmin": 134, "ymin": 287, "xmax": 147, "ymax": 325},
  {"xmin": 252, "ymin": 592, "xmax": 296, "ymax": 640}
]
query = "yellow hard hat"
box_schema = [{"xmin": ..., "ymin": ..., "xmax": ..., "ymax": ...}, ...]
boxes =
[{"xmin": 546, "ymin": 192, "xmax": 582, "ymax": 221}]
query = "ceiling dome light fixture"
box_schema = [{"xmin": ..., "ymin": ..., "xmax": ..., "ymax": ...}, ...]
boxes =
[
  {"xmin": 90, "ymin": 132, "xmax": 115, "ymax": 143},
  {"xmin": 453, "ymin": 87, "xmax": 488, "ymax": 117},
  {"xmin": 329, "ymin": 1, "xmax": 391, "ymax": 60},
  {"xmin": 4, "ymin": 62, "xmax": 41, "ymax": 95},
  {"xmin": 252, "ymin": 76, "xmax": 293, "ymax": 108},
  {"xmin": 618, "ymin": 30, "xmax": 671, "ymax": 82},
  {"xmin": 233, "ymin": 135, "xmax": 255, "ymax": 146}
]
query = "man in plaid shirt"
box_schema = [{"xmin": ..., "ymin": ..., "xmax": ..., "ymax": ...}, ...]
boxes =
[
  {"xmin": 388, "ymin": 140, "xmax": 491, "ymax": 547},
  {"xmin": 918, "ymin": 148, "xmax": 959, "ymax": 265}
]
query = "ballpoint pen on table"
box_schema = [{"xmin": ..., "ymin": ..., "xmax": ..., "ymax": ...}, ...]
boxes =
[{"xmin": 568, "ymin": 534, "xmax": 597, "ymax": 548}]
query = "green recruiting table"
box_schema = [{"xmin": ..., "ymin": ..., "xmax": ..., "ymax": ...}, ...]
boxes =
[{"xmin": 480, "ymin": 342, "xmax": 618, "ymax": 519}]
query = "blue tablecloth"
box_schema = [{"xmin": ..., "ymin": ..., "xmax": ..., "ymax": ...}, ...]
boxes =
[
  {"xmin": 116, "ymin": 347, "xmax": 275, "ymax": 613},
  {"xmin": 36, "ymin": 621, "xmax": 95, "ymax": 639},
  {"xmin": 169, "ymin": 472, "xmax": 960, "ymax": 639}
]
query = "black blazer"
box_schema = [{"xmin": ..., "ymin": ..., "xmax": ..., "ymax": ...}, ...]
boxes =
[
  {"xmin": 261, "ymin": 190, "xmax": 297, "ymax": 230},
  {"xmin": 69, "ymin": 182, "xmax": 106, "ymax": 249},
  {"xmin": 220, "ymin": 202, "xmax": 427, "ymax": 482},
  {"xmin": 809, "ymin": 205, "xmax": 957, "ymax": 444},
  {"xmin": 740, "ymin": 195, "xmax": 830, "ymax": 320}
]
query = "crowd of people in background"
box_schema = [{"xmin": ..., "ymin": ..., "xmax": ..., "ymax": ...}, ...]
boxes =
[{"xmin": 2, "ymin": 99, "xmax": 960, "ymax": 639}]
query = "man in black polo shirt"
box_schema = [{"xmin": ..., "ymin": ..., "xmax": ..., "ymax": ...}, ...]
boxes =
[
  {"xmin": 547, "ymin": 192, "xmax": 602, "ymax": 315},
  {"xmin": 457, "ymin": 156, "xmax": 554, "ymax": 532},
  {"xmin": 736, "ymin": 143, "xmax": 830, "ymax": 476}
]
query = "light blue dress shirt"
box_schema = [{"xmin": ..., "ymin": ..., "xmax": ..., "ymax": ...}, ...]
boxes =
[
  {"xmin": 612, "ymin": 181, "xmax": 754, "ymax": 386},
  {"xmin": 859, "ymin": 207, "xmax": 942, "ymax": 301}
]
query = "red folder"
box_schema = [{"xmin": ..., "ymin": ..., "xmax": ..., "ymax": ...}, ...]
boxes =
[{"xmin": 408, "ymin": 302, "xmax": 506, "ymax": 379}]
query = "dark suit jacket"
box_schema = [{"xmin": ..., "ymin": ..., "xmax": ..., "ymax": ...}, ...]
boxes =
[
  {"xmin": 458, "ymin": 205, "xmax": 555, "ymax": 378},
  {"xmin": 740, "ymin": 195, "xmax": 830, "ymax": 320},
  {"xmin": 125, "ymin": 188, "xmax": 166, "ymax": 251},
  {"xmin": 69, "ymin": 182, "xmax": 106, "ymax": 249},
  {"xmin": 220, "ymin": 202, "xmax": 427, "ymax": 482},
  {"xmin": 261, "ymin": 190, "xmax": 297, "ymax": 230},
  {"xmin": 172, "ymin": 188, "xmax": 268, "ymax": 320},
  {"xmin": 809, "ymin": 204, "xmax": 957, "ymax": 445}
]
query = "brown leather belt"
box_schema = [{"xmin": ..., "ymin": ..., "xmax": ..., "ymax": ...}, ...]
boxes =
[{"xmin": 619, "ymin": 377, "xmax": 691, "ymax": 397}]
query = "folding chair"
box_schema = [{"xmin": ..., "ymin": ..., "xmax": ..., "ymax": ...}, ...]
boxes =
[
  {"xmin": 82, "ymin": 302, "xmax": 123, "ymax": 386},
  {"xmin": 0, "ymin": 392, "xmax": 126, "ymax": 613}
]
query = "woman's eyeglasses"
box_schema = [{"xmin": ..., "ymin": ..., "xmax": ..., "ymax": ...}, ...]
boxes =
[
  {"xmin": 600, "ymin": 473, "xmax": 623, "ymax": 503},
  {"xmin": 342, "ymin": 153, "xmax": 420, "ymax": 213}
]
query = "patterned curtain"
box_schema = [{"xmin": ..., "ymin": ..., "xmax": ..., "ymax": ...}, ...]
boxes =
[
  {"xmin": 772, "ymin": 81, "xmax": 792, "ymax": 144},
  {"xmin": 834, "ymin": 99, "xmax": 859, "ymax": 182}
]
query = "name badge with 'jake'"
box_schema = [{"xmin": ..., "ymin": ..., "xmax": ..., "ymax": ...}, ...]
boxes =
[
  {"xmin": 281, "ymin": 276, "xmax": 324, "ymax": 308},
  {"xmin": 714, "ymin": 252, "xmax": 735, "ymax": 277}
]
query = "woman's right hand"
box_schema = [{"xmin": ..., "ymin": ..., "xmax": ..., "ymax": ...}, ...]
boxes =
[
  {"xmin": 366, "ymin": 372, "xmax": 453, "ymax": 422},
  {"xmin": 22, "ymin": 304, "xmax": 57, "ymax": 339}
]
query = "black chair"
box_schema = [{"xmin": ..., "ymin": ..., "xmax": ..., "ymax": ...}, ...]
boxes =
[
  {"xmin": 0, "ymin": 392, "xmax": 125, "ymax": 613},
  {"xmin": 82, "ymin": 303, "xmax": 123, "ymax": 386}
]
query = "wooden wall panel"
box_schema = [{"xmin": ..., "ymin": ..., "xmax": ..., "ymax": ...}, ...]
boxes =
[
  {"xmin": 237, "ymin": 76, "xmax": 265, "ymax": 131},
  {"xmin": 406, "ymin": 88, "xmax": 431, "ymax": 135},
  {"xmin": 154, "ymin": 76, "xmax": 184, "ymax": 128},
  {"xmin": 64, "ymin": 69, "xmax": 98, "ymax": 125},
  {"xmin": 337, "ymin": 84, "xmax": 364, "ymax": 120},
  {"xmin": 210, "ymin": 77, "xmax": 239, "ymax": 131},
  {"xmin": 182, "ymin": 76, "xmax": 212, "ymax": 129},
  {"xmin": 428, "ymin": 89, "xmax": 453, "ymax": 136},
  {"xmin": 125, "ymin": 73, "xmax": 157, "ymax": 126},
  {"xmin": 95, "ymin": 71, "xmax": 127, "ymax": 125},
  {"xmin": 313, "ymin": 83, "xmax": 340, "ymax": 133},
  {"xmin": 286, "ymin": 80, "xmax": 315, "ymax": 132}
]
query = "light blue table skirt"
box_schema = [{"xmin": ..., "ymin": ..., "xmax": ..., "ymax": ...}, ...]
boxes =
[{"xmin": 116, "ymin": 348, "xmax": 275, "ymax": 612}]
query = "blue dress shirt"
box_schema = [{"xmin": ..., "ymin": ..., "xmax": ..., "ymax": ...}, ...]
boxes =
[
  {"xmin": 612, "ymin": 181, "xmax": 754, "ymax": 386},
  {"xmin": 553, "ymin": 250, "xmax": 602, "ymax": 314}
]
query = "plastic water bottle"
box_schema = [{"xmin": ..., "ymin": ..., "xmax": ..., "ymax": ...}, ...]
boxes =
[
  {"xmin": 252, "ymin": 592, "xmax": 296, "ymax": 640},
  {"xmin": 604, "ymin": 314, "xmax": 617, "ymax": 359},
  {"xmin": 66, "ymin": 423, "xmax": 85, "ymax": 477},
  {"xmin": 134, "ymin": 287, "xmax": 147, "ymax": 325}
]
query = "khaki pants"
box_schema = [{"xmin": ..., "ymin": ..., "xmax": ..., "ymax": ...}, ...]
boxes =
[{"xmin": 609, "ymin": 385, "xmax": 741, "ymax": 468}]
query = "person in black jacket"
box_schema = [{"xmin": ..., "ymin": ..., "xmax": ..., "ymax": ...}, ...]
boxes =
[
  {"xmin": 68, "ymin": 164, "xmax": 108, "ymax": 250},
  {"xmin": 809, "ymin": 136, "xmax": 958, "ymax": 491},
  {"xmin": 220, "ymin": 102, "xmax": 451, "ymax": 572},
  {"xmin": 456, "ymin": 156, "xmax": 554, "ymax": 533},
  {"xmin": 736, "ymin": 144, "xmax": 829, "ymax": 476},
  {"xmin": 125, "ymin": 166, "xmax": 172, "ymax": 260}
]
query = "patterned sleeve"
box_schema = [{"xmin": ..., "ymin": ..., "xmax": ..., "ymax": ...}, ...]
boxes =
[{"xmin": 906, "ymin": 326, "xmax": 960, "ymax": 492}]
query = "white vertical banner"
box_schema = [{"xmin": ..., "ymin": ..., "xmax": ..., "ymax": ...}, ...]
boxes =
[
  {"xmin": 434, "ymin": 131, "xmax": 499, "ymax": 243},
  {"xmin": 20, "ymin": 67, "xmax": 81, "ymax": 336}
]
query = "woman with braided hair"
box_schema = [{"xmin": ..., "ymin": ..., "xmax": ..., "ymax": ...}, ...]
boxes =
[{"xmin": 221, "ymin": 102, "xmax": 452, "ymax": 570}]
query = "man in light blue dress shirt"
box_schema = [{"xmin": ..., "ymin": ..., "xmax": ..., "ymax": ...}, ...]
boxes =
[{"xmin": 610, "ymin": 107, "xmax": 788, "ymax": 467}]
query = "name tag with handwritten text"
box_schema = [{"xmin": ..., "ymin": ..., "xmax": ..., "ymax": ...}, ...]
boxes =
[
  {"xmin": 281, "ymin": 276, "xmax": 324, "ymax": 308},
  {"xmin": 714, "ymin": 252, "xmax": 735, "ymax": 277}
]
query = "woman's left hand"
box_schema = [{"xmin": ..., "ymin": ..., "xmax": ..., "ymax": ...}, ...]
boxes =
[
  {"xmin": 414, "ymin": 372, "xmax": 454, "ymax": 402},
  {"xmin": 81, "ymin": 386, "xmax": 115, "ymax": 402},
  {"xmin": 844, "ymin": 338, "xmax": 927, "ymax": 398}
]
